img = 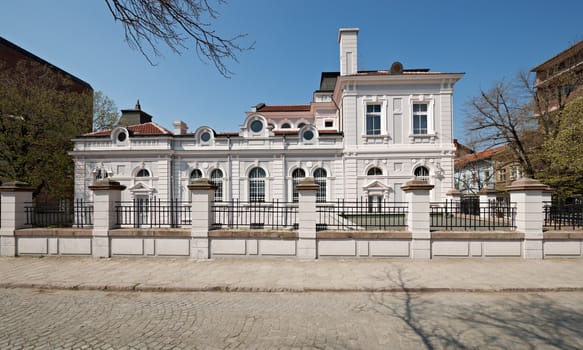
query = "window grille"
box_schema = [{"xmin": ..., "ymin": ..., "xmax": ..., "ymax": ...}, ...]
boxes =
[
  {"xmin": 291, "ymin": 168, "xmax": 306, "ymax": 202},
  {"xmin": 249, "ymin": 167, "xmax": 266, "ymax": 202}
]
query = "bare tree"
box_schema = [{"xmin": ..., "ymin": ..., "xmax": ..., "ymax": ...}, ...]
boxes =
[
  {"xmin": 464, "ymin": 78, "xmax": 537, "ymax": 177},
  {"xmin": 104, "ymin": 0, "xmax": 253, "ymax": 77}
]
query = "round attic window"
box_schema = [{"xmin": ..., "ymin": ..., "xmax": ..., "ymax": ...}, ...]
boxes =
[
  {"xmin": 250, "ymin": 120, "xmax": 263, "ymax": 133},
  {"xmin": 117, "ymin": 132, "xmax": 127, "ymax": 142},
  {"xmin": 201, "ymin": 131, "xmax": 211, "ymax": 142},
  {"xmin": 303, "ymin": 130, "xmax": 314, "ymax": 141}
]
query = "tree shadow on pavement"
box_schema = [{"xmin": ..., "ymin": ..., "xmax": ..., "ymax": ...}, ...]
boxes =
[{"xmin": 369, "ymin": 268, "xmax": 583, "ymax": 349}]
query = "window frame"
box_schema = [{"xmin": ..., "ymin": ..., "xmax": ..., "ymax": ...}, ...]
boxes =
[
  {"xmin": 249, "ymin": 167, "xmax": 266, "ymax": 203},
  {"xmin": 210, "ymin": 169, "xmax": 224, "ymax": 202},
  {"xmin": 366, "ymin": 104, "xmax": 382, "ymax": 135},
  {"xmin": 412, "ymin": 103, "xmax": 428, "ymax": 135},
  {"xmin": 291, "ymin": 168, "xmax": 306, "ymax": 203},
  {"xmin": 313, "ymin": 168, "xmax": 327, "ymax": 203}
]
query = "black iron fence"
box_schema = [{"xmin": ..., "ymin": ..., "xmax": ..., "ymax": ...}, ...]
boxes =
[
  {"xmin": 431, "ymin": 200, "xmax": 516, "ymax": 231},
  {"xmin": 212, "ymin": 199, "xmax": 298, "ymax": 230},
  {"xmin": 25, "ymin": 199, "xmax": 93, "ymax": 228},
  {"xmin": 116, "ymin": 198, "xmax": 192, "ymax": 228},
  {"xmin": 316, "ymin": 199, "xmax": 408, "ymax": 231},
  {"xmin": 544, "ymin": 200, "xmax": 583, "ymax": 230}
]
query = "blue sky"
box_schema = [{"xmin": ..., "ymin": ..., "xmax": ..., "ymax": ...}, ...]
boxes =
[{"xmin": 1, "ymin": 0, "xmax": 582, "ymax": 143}]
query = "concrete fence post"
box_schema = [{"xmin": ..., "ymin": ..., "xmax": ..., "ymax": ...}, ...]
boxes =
[
  {"xmin": 506, "ymin": 178, "xmax": 551, "ymax": 259},
  {"xmin": 402, "ymin": 180, "xmax": 434, "ymax": 259},
  {"xmin": 296, "ymin": 177, "xmax": 319, "ymax": 259},
  {"xmin": 0, "ymin": 181, "xmax": 34, "ymax": 257},
  {"xmin": 89, "ymin": 179, "xmax": 126, "ymax": 258},
  {"xmin": 188, "ymin": 178, "xmax": 215, "ymax": 259}
]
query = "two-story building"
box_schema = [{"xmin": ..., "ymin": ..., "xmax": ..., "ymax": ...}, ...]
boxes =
[{"xmin": 70, "ymin": 28, "xmax": 464, "ymax": 206}]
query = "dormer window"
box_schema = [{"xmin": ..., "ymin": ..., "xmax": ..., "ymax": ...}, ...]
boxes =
[
  {"xmin": 281, "ymin": 123, "xmax": 291, "ymax": 129},
  {"xmin": 250, "ymin": 120, "xmax": 263, "ymax": 133},
  {"xmin": 297, "ymin": 123, "xmax": 306, "ymax": 129},
  {"xmin": 201, "ymin": 131, "xmax": 211, "ymax": 142},
  {"xmin": 112, "ymin": 127, "xmax": 129, "ymax": 145},
  {"xmin": 303, "ymin": 130, "xmax": 314, "ymax": 141},
  {"xmin": 136, "ymin": 169, "xmax": 150, "ymax": 177}
]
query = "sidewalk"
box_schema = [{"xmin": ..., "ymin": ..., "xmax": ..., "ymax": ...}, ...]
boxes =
[{"xmin": 1, "ymin": 256, "xmax": 582, "ymax": 293}]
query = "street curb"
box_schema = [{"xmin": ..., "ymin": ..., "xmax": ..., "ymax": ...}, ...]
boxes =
[{"xmin": 1, "ymin": 283, "xmax": 582, "ymax": 294}]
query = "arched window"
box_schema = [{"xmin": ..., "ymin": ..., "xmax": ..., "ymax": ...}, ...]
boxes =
[
  {"xmin": 210, "ymin": 169, "xmax": 223, "ymax": 202},
  {"xmin": 190, "ymin": 169, "xmax": 202, "ymax": 179},
  {"xmin": 136, "ymin": 169, "xmax": 150, "ymax": 177},
  {"xmin": 414, "ymin": 166, "xmax": 430, "ymax": 182},
  {"xmin": 249, "ymin": 167, "xmax": 266, "ymax": 202},
  {"xmin": 291, "ymin": 168, "xmax": 306, "ymax": 203},
  {"xmin": 314, "ymin": 168, "xmax": 327, "ymax": 203},
  {"xmin": 281, "ymin": 123, "xmax": 291, "ymax": 129},
  {"xmin": 367, "ymin": 167, "xmax": 383, "ymax": 176},
  {"xmin": 297, "ymin": 123, "xmax": 306, "ymax": 129}
]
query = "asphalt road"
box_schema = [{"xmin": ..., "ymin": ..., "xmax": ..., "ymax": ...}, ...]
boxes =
[{"xmin": 1, "ymin": 289, "xmax": 582, "ymax": 349}]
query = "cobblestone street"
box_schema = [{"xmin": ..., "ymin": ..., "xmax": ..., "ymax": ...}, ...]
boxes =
[{"xmin": 1, "ymin": 289, "xmax": 582, "ymax": 349}]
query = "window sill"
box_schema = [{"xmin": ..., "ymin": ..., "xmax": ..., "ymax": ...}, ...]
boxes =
[
  {"xmin": 408, "ymin": 133, "xmax": 436, "ymax": 143},
  {"xmin": 361, "ymin": 134, "xmax": 391, "ymax": 144}
]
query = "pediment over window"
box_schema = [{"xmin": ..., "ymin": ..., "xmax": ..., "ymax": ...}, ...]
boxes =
[
  {"xmin": 363, "ymin": 180, "xmax": 391, "ymax": 191},
  {"xmin": 128, "ymin": 182, "xmax": 155, "ymax": 194}
]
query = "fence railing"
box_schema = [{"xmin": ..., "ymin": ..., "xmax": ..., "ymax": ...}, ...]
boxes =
[
  {"xmin": 116, "ymin": 199, "xmax": 192, "ymax": 228},
  {"xmin": 544, "ymin": 201, "xmax": 583, "ymax": 230},
  {"xmin": 431, "ymin": 200, "xmax": 516, "ymax": 231},
  {"xmin": 211, "ymin": 199, "xmax": 298, "ymax": 230},
  {"xmin": 316, "ymin": 199, "xmax": 408, "ymax": 231},
  {"xmin": 25, "ymin": 199, "xmax": 94, "ymax": 228}
]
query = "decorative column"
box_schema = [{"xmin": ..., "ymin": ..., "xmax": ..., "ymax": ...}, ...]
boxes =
[
  {"xmin": 89, "ymin": 179, "xmax": 126, "ymax": 258},
  {"xmin": 0, "ymin": 181, "xmax": 34, "ymax": 257},
  {"xmin": 188, "ymin": 178, "xmax": 215, "ymax": 259},
  {"xmin": 402, "ymin": 180, "xmax": 434, "ymax": 259},
  {"xmin": 296, "ymin": 178, "xmax": 319, "ymax": 259},
  {"xmin": 506, "ymin": 178, "xmax": 551, "ymax": 259}
]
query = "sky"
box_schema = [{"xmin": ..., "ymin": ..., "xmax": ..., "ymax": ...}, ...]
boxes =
[{"xmin": 1, "ymin": 0, "xmax": 582, "ymax": 144}]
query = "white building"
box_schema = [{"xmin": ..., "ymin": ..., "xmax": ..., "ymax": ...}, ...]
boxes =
[{"xmin": 70, "ymin": 28, "xmax": 463, "ymax": 205}]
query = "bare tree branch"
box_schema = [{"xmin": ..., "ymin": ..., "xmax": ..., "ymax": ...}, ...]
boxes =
[{"xmin": 104, "ymin": 0, "xmax": 254, "ymax": 77}]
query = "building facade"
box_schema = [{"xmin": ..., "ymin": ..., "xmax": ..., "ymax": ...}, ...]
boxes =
[{"xmin": 70, "ymin": 28, "xmax": 463, "ymax": 205}]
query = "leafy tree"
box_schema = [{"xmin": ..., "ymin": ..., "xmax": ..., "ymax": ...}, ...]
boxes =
[
  {"xmin": 104, "ymin": 0, "xmax": 254, "ymax": 77},
  {"xmin": 0, "ymin": 60, "xmax": 92, "ymax": 200},
  {"xmin": 93, "ymin": 90, "xmax": 120, "ymax": 131},
  {"xmin": 542, "ymin": 97, "xmax": 583, "ymax": 198}
]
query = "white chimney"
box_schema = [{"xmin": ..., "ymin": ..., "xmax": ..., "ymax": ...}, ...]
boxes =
[
  {"xmin": 339, "ymin": 28, "xmax": 359, "ymax": 76},
  {"xmin": 172, "ymin": 120, "xmax": 188, "ymax": 135}
]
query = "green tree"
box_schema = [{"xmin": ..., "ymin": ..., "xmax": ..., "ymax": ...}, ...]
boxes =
[
  {"xmin": 0, "ymin": 60, "xmax": 92, "ymax": 200},
  {"xmin": 93, "ymin": 90, "xmax": 120, "ymax": 131},
  {"xmin": 542, "ymin": 97, "xmax": 583, "ymax": 198},
  {"xmin": 105, "ymin": 0, "xmax": 254, "ymax": 77}
]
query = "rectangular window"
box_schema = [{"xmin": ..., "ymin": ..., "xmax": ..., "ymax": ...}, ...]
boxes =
[
  {"xmin": 413, "ymin": 103, "xmax": 428, "ymax": 134},
  {"xmin": 366, "ymin": 104, "xmax": 381, "ymax": 135},
  {"xmin": 324, "ymin": 120, "xmax": 334, "ymax": 128}
]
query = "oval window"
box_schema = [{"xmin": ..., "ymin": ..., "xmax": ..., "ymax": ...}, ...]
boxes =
[
  {"xmin": 201, "ymin": 131, "xmax": 211, "ymax": 142},
  {"xmin": 117, "ymin": 132, "xmax": 127, "ymax": 142},
  {"xmin": 303, "ymin": 130, "xmax": 314, "ymax": 141},
  {"xmin": 250, "ymin": 120, "xmax": 263, "ymax": 132}
]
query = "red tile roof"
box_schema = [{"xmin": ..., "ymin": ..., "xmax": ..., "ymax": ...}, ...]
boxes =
[
  {"xmin": 455, "ymin": 145, "xmax": 507, "ymax": 168},
  {"xmin": 84, "ymin": 122, "xmax": 172, "ymax": 137},
  {"xmin": 257, "ymin": 104, "xmax": 311, "ymax": 112}
]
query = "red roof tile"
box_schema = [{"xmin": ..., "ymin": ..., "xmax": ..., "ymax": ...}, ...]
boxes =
[
  {"xmin": 84, "ymin": 122, "xmax": 172, "ymax": 137},
  {"xmin": 455, "ymin": 145, "xmax": 507, "ymax": 168},
  {"xmin": 257, "ymin": 104, "xmax": 311, "ymax": 112}
]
